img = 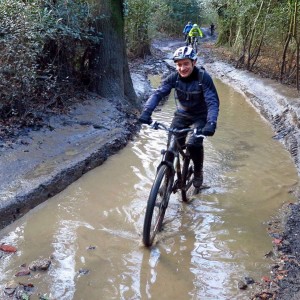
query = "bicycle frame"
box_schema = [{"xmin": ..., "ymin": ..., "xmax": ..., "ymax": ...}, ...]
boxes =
[
  {"xmin": 152, "ymin": 121, "xmax": 201, "ymax": 193},
  {"xmin": 142, "ymin": 121, "xmax": 204, "ymax": 246}
]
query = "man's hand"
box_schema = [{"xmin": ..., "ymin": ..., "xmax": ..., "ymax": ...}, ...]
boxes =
[
  {"xmin": 138, "ymin": 110, "xmax": 152, "ymax": 125},
  {"xmin": 202, "ymin": 122, "xmax": 216, "ymax": 136}
]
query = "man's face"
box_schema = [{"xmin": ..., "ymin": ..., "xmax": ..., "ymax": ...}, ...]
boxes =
[{"xmin": 175, "ymin": 59, "xmax": 196, "ymax": 78}]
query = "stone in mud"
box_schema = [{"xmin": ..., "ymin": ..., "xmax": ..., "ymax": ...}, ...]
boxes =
[
  {"xmin": 244, "ymin": 276, "xmax": 255, "ymax": 284},
  {"xmin": 15, "ymin": 269, "xmax": 31, "ymax": 276},
  {"xmin": 14, "ymin": 285, "xmax": 30, "ymax": 299},
  {"xmin": 29, "ymin": 258, "xmax": 51, "ymax": 271},
  {"xmin": 4, "ymin": 280, "xmax": 18, "ymax": 295},
  {"xmin": 238, "ymin": 280, "xmax": 248, "ymax": 290},
  {"xmin": 78, "ymin": 268, "xmax": 90, "ymax": 275}
]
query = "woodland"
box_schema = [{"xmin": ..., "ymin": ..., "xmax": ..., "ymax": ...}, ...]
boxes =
[{"xmin": 0, "ymin": 0, "xmax": 299, "ymax": 131}]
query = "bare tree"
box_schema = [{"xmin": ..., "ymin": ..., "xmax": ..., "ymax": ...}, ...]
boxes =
[{"xmin": 280, "ymin": 0, "xmax": 299, "ymax": 90}]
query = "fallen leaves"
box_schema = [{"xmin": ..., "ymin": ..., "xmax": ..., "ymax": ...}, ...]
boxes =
[{"xmin": 0, "ymin": 244, "xmax": 17, "ymax": 253}]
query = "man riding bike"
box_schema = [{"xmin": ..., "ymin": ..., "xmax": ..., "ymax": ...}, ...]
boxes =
[
  {"xmin": 183, "ymin": 21, "xmax": 193, "ymax": 44},
  {"xmin": 187, "ymin": 24, "xmax": 203, "ymax": 47},
  {"xmin": 138, "ymin": 46, "xmax": 220, "ymax": 189}
]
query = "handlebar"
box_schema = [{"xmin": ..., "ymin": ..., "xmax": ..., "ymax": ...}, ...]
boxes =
[{"xmin": 150, "ymin": 121, "xmax": 206, "ymax": 139}]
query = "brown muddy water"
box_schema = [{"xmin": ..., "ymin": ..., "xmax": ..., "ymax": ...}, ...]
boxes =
[{"xmin": 0, "ymin": 77, "xmax": 298, "ymax": 300}]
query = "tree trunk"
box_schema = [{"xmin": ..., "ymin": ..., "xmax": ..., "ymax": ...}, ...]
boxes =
[
  {"xmin": 246, "ymin": 0, "xmax": 264, "ymax": 70},
  {"xmin": 280, "ymin": 5, "xmax": 294, "ymax": 82},
  {"xmin": 89, "ymin": 0, "xmax": 137, "ymax": 107},
  {"xmin": 250, "ymin": 0, "xmax": 271, "ymax": 70}
]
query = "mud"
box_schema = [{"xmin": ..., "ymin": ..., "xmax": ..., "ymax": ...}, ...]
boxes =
[
  {"xmin": 0, "ymin": 96, "xmax": 140, "ymax": 228},
  {"xmin": 0, "ymin": 29, "xmax": 300, "ymax": 299}
]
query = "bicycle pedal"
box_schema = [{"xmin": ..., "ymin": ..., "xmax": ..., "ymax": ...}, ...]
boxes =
[{"xmin": 199, "ymin": 185, "xmax": 210, "ymax": 190}]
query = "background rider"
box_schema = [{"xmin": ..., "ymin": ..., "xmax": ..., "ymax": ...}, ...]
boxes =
[
  {"xmin": 187, "ymin": 24, "xmax": 203, "ymax": 46},
  {"xmin": 182, "ymin": 21, "xmax": 193, "ymax": 44}
]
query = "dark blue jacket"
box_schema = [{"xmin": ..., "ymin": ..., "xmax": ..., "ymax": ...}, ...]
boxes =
[
  {"xmin": 144, "ymin": 67, "xmax": 219, "ymax": 124},
  {"xmin": 183, "ymin": 24, "xmax": 193, "ymax": 34}
]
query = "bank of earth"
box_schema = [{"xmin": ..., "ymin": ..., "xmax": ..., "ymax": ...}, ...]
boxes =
[{"xmin": 1, "ymin": 36, "xmax": 300, "ymax": 299}]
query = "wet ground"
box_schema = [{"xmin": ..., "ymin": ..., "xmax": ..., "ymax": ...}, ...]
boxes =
[
  {"xmin": 1, "ymin": 29, "xmax": 300, "ymax": 299},
  {"xmin": 0, "ymin": 72, "xmax": 298, "ymax": 300}
]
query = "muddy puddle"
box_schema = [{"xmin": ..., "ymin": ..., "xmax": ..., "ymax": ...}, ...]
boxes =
[{"xmin": 0, "ymin": 77, "xmax": 298, "ymax": 300}]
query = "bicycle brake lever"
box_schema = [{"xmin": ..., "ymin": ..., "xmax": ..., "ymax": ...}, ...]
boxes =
[{"xmin": 193, "ymin": 128, "xmax": 206, "ymax": 139}]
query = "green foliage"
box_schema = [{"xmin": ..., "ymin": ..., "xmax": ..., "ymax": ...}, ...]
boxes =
[
  {"xmin": 0, "ymin": 0, "xmax": 102, "ymax": 118},
  {"xmin": 215, "ymin": 0, "xmax": 300, "ymax": 88},
  {"xmin": 125, "ymin": 0, "xmax": 204, "ymax": 51},
  {"xmin": 124, "ymin": 0, "xmax": 152, "ymax": 56},
  {"xmin": 153, "ymin": 0, "xmax": 203, "ymax": 35}
]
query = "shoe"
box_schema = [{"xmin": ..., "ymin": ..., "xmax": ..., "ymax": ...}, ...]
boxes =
[{"xmin": 193, "ymin": 171, "xmax": 203, "ymax": 188}]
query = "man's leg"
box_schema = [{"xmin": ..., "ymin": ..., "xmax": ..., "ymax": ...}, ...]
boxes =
[
  {"xmin": 187, "ymin": 118, "xmax": 206, "ymax": 188},
  {"xmin": 188, "ymin": 145, "xmax": 204, "ymax": 188}
]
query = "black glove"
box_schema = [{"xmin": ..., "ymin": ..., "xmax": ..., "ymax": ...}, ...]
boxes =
[
  {"xmin": 201, "ymin": 122, "xmax": 216, "ymax": 136},
  {"xmin": 138, "ymin": 109, "xmax": 152, "ymax": 125}
]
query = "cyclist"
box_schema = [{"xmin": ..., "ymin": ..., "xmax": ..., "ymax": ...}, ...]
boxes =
[
  {"xmin": 182, "ymin": 21, "xmax": 193, "ymax": 45},
  {"xmin": 188, "ymin": 24, "xmax": 203, "ymax": 47},
  {"xmin": 138, "ymin": 46, "xmax": 220, "ymax": 189}
]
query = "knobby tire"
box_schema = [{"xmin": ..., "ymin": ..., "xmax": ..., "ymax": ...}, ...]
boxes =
[
  {"xmin": 143, "ymin": 165, "xmax": 173, "ymax": 247},
  {"xmin": 193, "ymin": 40, "xmax": 198, "ymax": 53}
]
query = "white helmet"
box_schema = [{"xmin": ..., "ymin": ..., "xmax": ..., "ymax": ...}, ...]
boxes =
[
  {"xmin": 193, "ymin": 24, "xmax": 198, "ymax": 28},
  {"xmin": 173, "ymin": 46, "xmax": 197, "ymax": 61}
]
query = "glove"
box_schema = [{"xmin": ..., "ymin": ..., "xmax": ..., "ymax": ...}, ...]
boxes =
[
  {"xmin": 138, "ymin": 109, "xmax": 152, "ymax": 125},
  {"xmin": 201, "ymin": 122, "xmax": 216, "ymax": 136}
]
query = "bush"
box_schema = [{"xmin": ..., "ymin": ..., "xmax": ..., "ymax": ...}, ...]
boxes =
[{"xmin": 0, "ymin": 0, "xmax": 102, "ymax": 121}]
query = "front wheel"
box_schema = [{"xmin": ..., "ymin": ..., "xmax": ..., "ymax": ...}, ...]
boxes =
[
  {"xmin": 181, "ymin": 157, "xmax": 194, "ymax": 202},
  {"xmin": 193, "ymin": 40, "xmax": 198, "ymax": 53},
  {"xmin": 143, "ymin": 165, "xmax": 174, "ymax": 247}
]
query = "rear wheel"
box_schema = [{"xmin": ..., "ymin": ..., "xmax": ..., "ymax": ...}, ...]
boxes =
[
  {"xmin": 143, "ymin": 165, "xmax": 173, "ymax": 247},
  {"xmin": 181, "ymin": 157, "xmax": 194, "ymax": 202}
]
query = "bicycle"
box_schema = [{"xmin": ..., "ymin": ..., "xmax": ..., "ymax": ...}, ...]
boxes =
[{"xmin": 142, "ymin": 121, "xmax": 205, "ymax": 247}]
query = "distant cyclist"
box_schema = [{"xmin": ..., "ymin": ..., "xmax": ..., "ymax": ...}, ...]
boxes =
[
  {"xmin": 210, "ymin": 23, "xmax": 215, "ymax": 36},
  {"xmin": 188, "ymin": 24, "xmax": 203, "ymax": 46},
  {"xmin": 182, "ymin": 21, "xmax": 193, "ymax": 44}
]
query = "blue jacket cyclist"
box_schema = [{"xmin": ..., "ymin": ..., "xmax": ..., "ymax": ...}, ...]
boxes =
[
  {"xmin": 138, "ymin": 46, "xmax": 220, "ymax": 188},
  {"xmin": 183, "ymin": 21, "xmax": 193, "ymax": 42}
]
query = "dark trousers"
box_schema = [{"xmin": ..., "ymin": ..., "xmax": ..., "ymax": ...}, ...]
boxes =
[{"xmin": 170, "ymin": 111, "xmax": 205, "ymax": 174}]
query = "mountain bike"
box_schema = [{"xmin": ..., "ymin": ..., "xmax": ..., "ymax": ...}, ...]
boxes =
[{"xmin": 142, "ymin": 121, "xmax": 204, "ymax": 247}]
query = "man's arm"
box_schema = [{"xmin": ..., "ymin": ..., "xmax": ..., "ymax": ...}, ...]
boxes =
[
  {"xmin": 202, "ymin": 72, "xmax": 219, "ymax": 124},
  {"xmin": 198, "ymin": 28, "xmax": 203, "ymax": 38},
  {"xmin": 143, "ymin": 73, "xmax": 176, "ymax": 113}
]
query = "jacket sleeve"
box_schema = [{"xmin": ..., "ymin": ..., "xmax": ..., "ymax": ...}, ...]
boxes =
[
  {"xmin": 198, "ymin": 28, "xmax": 203, "ymax": 37},
  {"xmin": 202, "ymin": 72, "xmax": 219, "ymax": 123},
  {"xmin": 143, "ymin": 73, "xmax": 176, "ymax": 113}
]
